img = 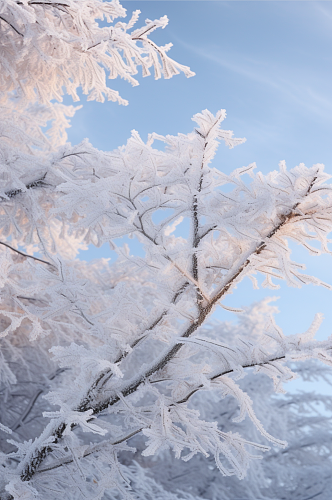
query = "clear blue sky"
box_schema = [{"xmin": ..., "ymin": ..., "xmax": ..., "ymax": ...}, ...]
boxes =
[{"xmin": 65, "ymin": 1, "xmax": 332, "ymax": 373}]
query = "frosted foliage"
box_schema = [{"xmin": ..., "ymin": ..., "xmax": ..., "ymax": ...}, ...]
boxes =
[
  {"xmin": 0, "ymin": 1, "xmax": 332, "ymax": 497},
  {"xmin": 0, "ymin": 0, "xmax": 194, "ymax": 106},
  {"xmin": 0, "ymin": 0, "xmax": 194, "ymax": 222},
  {"xmin": 0, "ymin": 107, "xmax": 331, "ymax": 500}
]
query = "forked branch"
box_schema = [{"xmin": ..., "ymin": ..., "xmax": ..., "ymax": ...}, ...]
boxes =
[{"xmin": 19, "ymin": 174, "xmax": 319, "ymax": 482}]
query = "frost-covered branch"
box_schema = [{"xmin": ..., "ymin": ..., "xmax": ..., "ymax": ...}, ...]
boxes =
[
  {"xmin": 0, "ymin": 0, "xmax": 194, "ymax": 106},
  {"xmin": 1, "ymin": 110, "xmax": 329, "ymax": 496},
  {"xmin": 0, "ymin": 2, "xmax": 331, "ymax": 493},
  {"xmin": 26, "ymin": 331, "xmax": 332, "ymax": 478},
  {"xmin": 0, "ymin": 241, "xmax": 54, "ymax": 267}
]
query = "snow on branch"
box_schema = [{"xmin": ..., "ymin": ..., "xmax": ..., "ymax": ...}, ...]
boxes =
[
  {"xmin": 0, "ymin": 109, "xmax": 331, "ymax": 500},
  {"xmin": 1, "ymin": 1, "xmax": 331, "ymax": 497},
  {"xmin": 0, "ymin": 0, "xmax": 194, "ymax": 106}
]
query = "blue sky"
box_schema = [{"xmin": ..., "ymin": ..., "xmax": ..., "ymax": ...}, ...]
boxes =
[{"xmin": 65, "ymin": 1, "xmax": 332, "ymax": 387}]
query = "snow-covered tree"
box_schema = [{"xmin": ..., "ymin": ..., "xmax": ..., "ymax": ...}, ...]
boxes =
[
  {"xmin": 0, "ymin": 1, "xmax": 331, "ymax": 499},
  {"xmin": 0, "ymin": 0, "xmax": 194, "ymax": 187},
  {"xmin": 133, "ymin": 300, "xmax": 332, "ymax": 500},
  {"xmin": 0, "ymin": 0, "xmax": 194, "ymax": 104}
]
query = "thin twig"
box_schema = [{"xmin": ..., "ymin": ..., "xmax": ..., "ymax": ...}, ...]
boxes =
[
  {"xmin": 36, "ymin": 428, "xmax": 144, "ymax": 474},
  {"xmin": 11, "ymin": 368, "xmax": 67, "ymax": 432},
  {"xmin": 0, "ymin": 15, "xmax": 23, "ymax": 36},
  {"xmin": 0, "ymin": 241, "xmax": 55, "ymax": 268},
  {"xmin": 0, "ymin": 173, "xmax": 49, "ymax": 201}
]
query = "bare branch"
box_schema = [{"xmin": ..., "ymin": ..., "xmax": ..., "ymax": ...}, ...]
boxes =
[
  {"xmin": 0, "ymin": 241, "xmax": 55, "ymax": 268},
  {"xmin": 0, "ymin": 15, "xmax": 23, "ymax": 36}
]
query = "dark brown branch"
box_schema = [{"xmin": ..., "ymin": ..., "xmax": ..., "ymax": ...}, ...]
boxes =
[
  {"xmin": 15, "ymin": 0, "xmax": 70, "ymax": 9},
  {"xmin": 0, "ymin": 241, "xmax": 54, "ymax": 268},
  {"xmin": 26, "ymin": 2, "xmax": 70, "ymax": 6},
  {"xmin": 191, "ymin": 118, "xmax": 220, "ymax": 304},
  {"xmin": 16, "ymin": 296, "xmax": 47, "ymax": 303},
  {"xmin": 36, "ymin": 428, "xmax": 144, "ymax": 474},
  {"xmin": 78, "ymin": 282, "xmax": 189, "ymax": 411},
  {"xmin": 61, "ymin": 151, "xmax": 90, "ymax": 159},
  {"xmin": 175, "ymin": 355, "xmax": 287, "ymax": 405},
  {"xmin": 198, "ymin": 224, "xmax": 217, "ymax": 242},
  {"xmin": 0, "ymin": 173, "xmax": 49, "ymax": 201},
  {"xmin": 0, "ymin": 15, "xmax": 23, "ymax": 36},
  {"xmin": 11, "ymin": 368, "xmax": 66, "ymax": 432},
  {"xmin": 11, "ymin": 389, "xmax": 44, "ymax": 432},
  {"xmin": 131, "ymin": 22, "xmax": 160, "ymax": 40}
]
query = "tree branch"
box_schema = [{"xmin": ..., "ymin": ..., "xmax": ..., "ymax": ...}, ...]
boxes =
[
  {"xmin": 0, "ymin": 173, "xmax": 49, "ymax": 201},
  {"xmin": 24, "ymin": 345, "xmax": 314, "ymax": 476},
  {"xmin": 0, "ymin": 15, "xmax": 23, "ymax": 36},
  {"xmin": 18, "ymin": 282, "xmax": 190, "ymax": 481},
  {"xmin": 18, "ymin": 174, "xmax": 319, "ymax": 481},
  {"xmin": 88, "ymin": 176, "xmax": 319, "ymax": 415},
  {"xmin": 11, "ymin": 368, "xmax": 66, "ymax": 432},
  {"xmin": 0, "ymin": 241, "xmax": 55, "ymax": 268},
  {"xmin": 36, "ymin": 427, "xmax": 144, "ymax": 474}
]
